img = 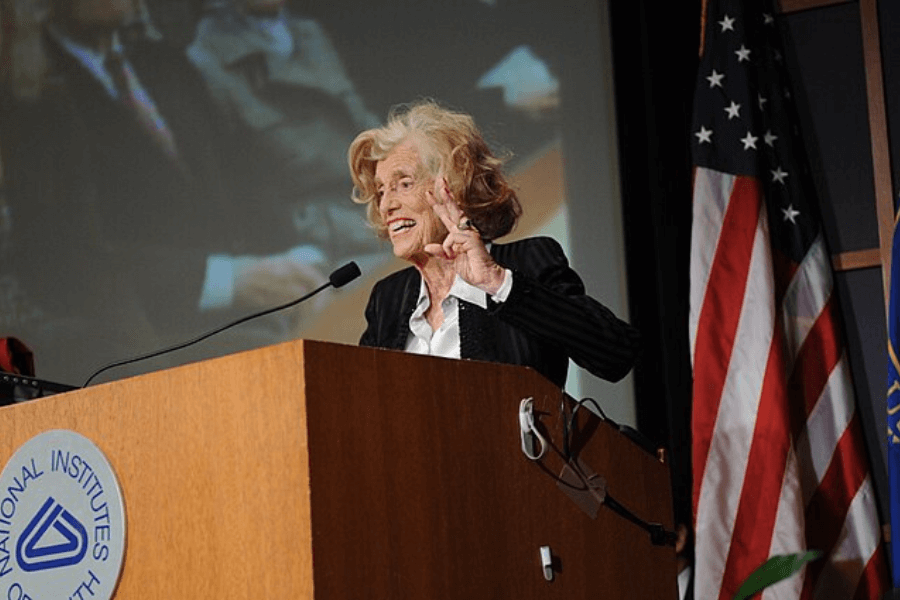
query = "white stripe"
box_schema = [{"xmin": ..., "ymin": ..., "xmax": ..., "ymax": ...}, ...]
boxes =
[
  {"xmin": 762, "ymin": 444, "xmax": 806, "ymax": 600},
  {"xmin": 781, "ymin": 232, "xmax": 833, "ymax": 373},
  {"xmin": 690, "ymin": 168, "xmax": 736, "ymax": 365},
  {"xmin": 694, "ymin": 204, "xmax": 775, "ymax": 598},
  {"xmin": 763, "ymin": 252, "xmax": 851, "ymax": 598},
  {"xmin": 812, "ymin": 477, "xmax": 882, "ymax": 599},
  {"xmin": 796, "ymin": 353, "xmax": 856, "ymax": 506}
]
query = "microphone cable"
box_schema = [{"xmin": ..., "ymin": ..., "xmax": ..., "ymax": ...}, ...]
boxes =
[{"xmin": 81, "ymin": 261, "xmax": 361, "ymax": 387}]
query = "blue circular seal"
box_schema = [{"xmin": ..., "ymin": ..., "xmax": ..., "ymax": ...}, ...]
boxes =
[{"xmin": 0, "ymin": 430, "xmax": 126, "ymax": 599}]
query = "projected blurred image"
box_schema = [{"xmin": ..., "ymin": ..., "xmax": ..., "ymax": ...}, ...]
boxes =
[{"xmin": 0, "ymin": 0, "xmax": 576, "ymax": 385}]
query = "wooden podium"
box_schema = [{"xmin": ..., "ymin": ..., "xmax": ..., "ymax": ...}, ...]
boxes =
[{"xmin": 0, "ymin": 340, "xmax": 677, "ymax": 598}]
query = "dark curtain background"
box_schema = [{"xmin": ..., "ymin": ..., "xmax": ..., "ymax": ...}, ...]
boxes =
[{"xmin": 608, "ymin": 1, "xmax": 700, "ymax": 527}]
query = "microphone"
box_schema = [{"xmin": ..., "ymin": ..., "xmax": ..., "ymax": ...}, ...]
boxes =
[
  {"xmin": 328, "ymin": 261, "xmax": 362, "ymax": 288},
  {"xmin": 81, "ymin": 261, "xmax": 362, "ymax": 387}
]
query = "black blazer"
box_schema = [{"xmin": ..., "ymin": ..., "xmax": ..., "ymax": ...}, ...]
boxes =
[{"xmin": 359, "ymin": 237, "xmax": 640, "ymax": 388}]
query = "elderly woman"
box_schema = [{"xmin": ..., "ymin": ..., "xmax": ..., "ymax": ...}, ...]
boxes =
[{"xmin": 348, "ymin": 100, "xmax": 638, "ymax": 388}]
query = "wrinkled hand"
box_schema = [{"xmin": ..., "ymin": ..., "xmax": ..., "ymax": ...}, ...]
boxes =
[{"xmin": 424, "ymin": 177, "xmax": 506, "ymax": 295}]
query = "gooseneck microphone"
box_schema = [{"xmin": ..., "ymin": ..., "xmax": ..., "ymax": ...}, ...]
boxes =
[
  {"xmin": 327, "ymin": 261, "xmax": 363, "ymax": 288},
  {"xmin": 81, "ymin": 261, "xmax": 362, "ymax": 387}
]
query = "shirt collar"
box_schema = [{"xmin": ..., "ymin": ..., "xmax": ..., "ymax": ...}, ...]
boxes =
[
  {"xmin": 414, "ymin": 273, "xmax": 488, "ymax": 312},
  {"xmin": 411, "ymin": 277, "xmax": 430, "ymax": 319}
]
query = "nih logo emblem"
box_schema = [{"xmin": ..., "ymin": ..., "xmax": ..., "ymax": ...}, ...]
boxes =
[{"xmin": 0, "ymin": 431, "xmax": 125, "ymax": 600}]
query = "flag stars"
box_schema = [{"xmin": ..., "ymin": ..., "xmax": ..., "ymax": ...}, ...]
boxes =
[
  {"xmin": 764, "ymin": 130, "xmax": 778, "ymax": 147},
  {"xmin": 735, "ymin": 45, "xmax": 751, "ymax": 63},
  {"xmin": 771, "ymin": 167, "xmax": 789, "ymax": 184},
  {"xmin": 740, "ymin": 131, "xmax": 758, "ymax": 150},
  {"xmin": 724, "ymin": 101, "xmax": 741, "ymax": 120},
  {"xmin": 782, "ymin": 204, "xmax": 800, "ymax": 223},
  {"xmin": 758, "ymin": 94, "xmax": 768, "ymax": 110},
  {"xmin": 695, "ymin": 126, "xmax": 713, "ymax": 144},
  {"xmin": 719, "ymin": 15, "xmax": 735, "ymax": 32},
  {"xmin": 707, "ymin": 69, "xmax": 725, "ymax": 88},
  {"xmin": 763, "ymin": 13, "xmax": 774, "ymax": 25}
]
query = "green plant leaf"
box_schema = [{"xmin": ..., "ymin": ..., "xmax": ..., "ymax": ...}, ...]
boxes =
[{"xmin": 733, "ymin": 550, "xmax": 823, "ymax": 600}]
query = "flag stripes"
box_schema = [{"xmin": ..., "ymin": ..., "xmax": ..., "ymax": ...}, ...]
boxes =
[
  {"xmin": 691, "ymin": 173, "xmax": 764, "ymax": 487},
  {"xmin": 690, "ymin": 169, "xmax": 885, "ymax": 598},
  {"xmin": 689, "ymin": 2, "xmax": 886, "ymax": 597},
  {"xmin": 689, "ymin": 0, "xmax": 884, "ymax": 600}
]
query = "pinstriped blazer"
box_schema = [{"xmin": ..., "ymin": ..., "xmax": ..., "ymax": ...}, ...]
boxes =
[{"xmin": 359, "ymin": 236, "xmax": 640, "ymax": 388}]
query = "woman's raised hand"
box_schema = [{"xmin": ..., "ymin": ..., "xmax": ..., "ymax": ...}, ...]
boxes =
[{"xmin": 424, "ymin": 177, "xmax": 506, "ymax": 295}]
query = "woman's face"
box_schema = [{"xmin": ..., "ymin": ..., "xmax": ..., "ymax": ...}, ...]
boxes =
[{"xmin": 375, "ymin": 142, "xmax": 447, "ymax": 264}]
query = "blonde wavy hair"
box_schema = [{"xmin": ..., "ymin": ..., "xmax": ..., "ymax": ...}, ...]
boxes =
[{"xmin": 348, "ymin": 99, "xmax": 521, "ymax": 241}]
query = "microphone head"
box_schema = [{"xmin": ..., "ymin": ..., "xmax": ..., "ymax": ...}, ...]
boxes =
[{"xmin": 329, "ymin": 261, "xmax": 362, "ymax": 288}]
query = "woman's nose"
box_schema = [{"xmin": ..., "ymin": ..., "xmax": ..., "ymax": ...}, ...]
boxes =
[{"xmin": 379, "ymin": 190, "xmax": 399, "ymax": 216}]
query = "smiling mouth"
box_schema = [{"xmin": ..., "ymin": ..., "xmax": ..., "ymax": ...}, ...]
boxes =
[{"xmin": 390, "ymin": 219, "xmax": 416, "ymax": 234}]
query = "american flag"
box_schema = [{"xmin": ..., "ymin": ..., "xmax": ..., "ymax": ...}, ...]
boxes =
[{"xmin": 689, "ymin": 0, "xmax": 889, "ymax": 598}]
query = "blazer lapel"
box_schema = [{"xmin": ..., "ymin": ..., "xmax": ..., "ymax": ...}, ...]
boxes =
[
  {"xmin": 459, "ymin": 300, "xmax": 498, "ymax": 363},
  {"xmin": 387, "ymin": 268, "xmax": 420, "ymax": 350}
]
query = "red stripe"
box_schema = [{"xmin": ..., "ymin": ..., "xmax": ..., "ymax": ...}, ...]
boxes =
[
  {"xmin": 792, "ymin": 301, "xmax": 848, "ymax": 600},
  {"xmin": 853, "ymin": 543, "xmax": 890, "ymax": 600},
  {"xmin": 692, "ymin": 175, "xmax": 763, "ymax": 519},
  {"xmin": 792, "ymin": 299, "xmax": 857, "ymax": 599},
  {"xmin": 781, "ymin": 289, "xmax": 841, "ymax": 510},
  {"xmin": 771, "ymin": 246, "xmax": 799, "ymax": 306},
  {"xmin": 798, "ymin": 413, "xmax": 869, "ymax": 599},
  {"xmin": 804, "ymin": 405, "xmax": 866, "ymax": 552},
  {"xmin": 717, "ymin": 326, "xmax": 791, "ymax": 600},
  {"xmin": 790, "ymin": 296, "xmax": 841, "ymax": 419},
  {"xmin": 720, "ymin": 261, "xmax": 843, "ymax": 598},
  {"xmin": 799, "ymin": 562, "xmax": 814, "ymax": 600}
]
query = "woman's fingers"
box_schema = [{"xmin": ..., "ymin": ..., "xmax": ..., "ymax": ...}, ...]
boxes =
[
  {"xmin": 424, "ymin": 242, "xmax": 449, "ymax": 259},
  {"xmin": 422, "ymin": 232, "xmax": 470, "ymax": 261},
  {"xmin": 434, "ymin": 177, "xmax": 466, "ymax": 224},
  {"xmin": 426, "ymin": 177, "xmax": 489, "ymax": 268},
  {"xmin": 426, "ymin": 190, "xmax": 458, "ymax": 232}
]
